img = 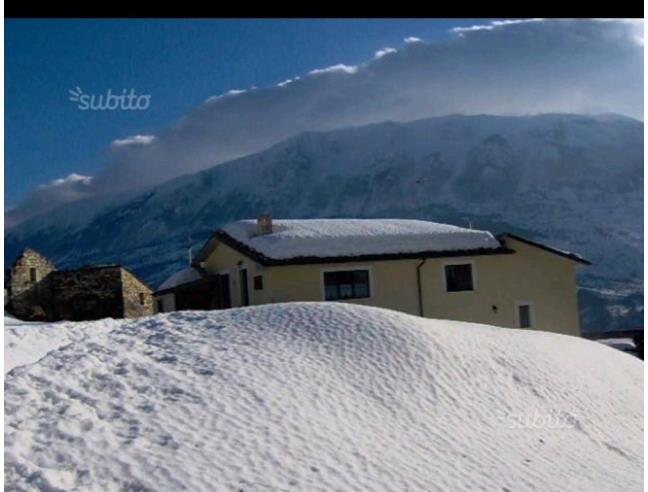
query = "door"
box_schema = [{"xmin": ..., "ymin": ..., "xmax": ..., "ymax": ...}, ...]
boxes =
[
  {"xmin": 219, "ymin": 274, "xmax": 231, "ymax": 309},
  {"xmin": 239, "ymin": 269, "xmax": 249, "ymax": 307}
]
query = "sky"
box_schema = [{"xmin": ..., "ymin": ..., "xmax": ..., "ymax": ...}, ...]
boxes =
[{"xmin": 5, "ymin": 18, "xmax": 644, "ymax": 227}]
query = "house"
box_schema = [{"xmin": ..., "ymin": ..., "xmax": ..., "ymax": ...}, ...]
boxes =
[
  {"xmin": 6, "ymin": 248, "xmax": 154, "ymax": 321},
  {"xmin": 155, "ymin": 215, "xmax": 590, "ymax": 336}
]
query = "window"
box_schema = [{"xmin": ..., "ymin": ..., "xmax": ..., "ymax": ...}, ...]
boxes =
[
  {"xmin": 324, "ymin": 270, "xmax": 370, "ymax": 301},
  {"xmin": 518, "ymin": 303, "xmax": 533, "ymax": 328},
  {"xmin": 254, "ymin": 275, "xmax": 263, "ymax": 291},
  {"xmin": 444, "ymin": 264, "xmax": 474, "ymax": 292},
  {"xmin": 29, "ymin": 268, "xmax": 37, "ymax": 282},
  {"xmin": 139, "ymin": 293, "xmax": 146, "ymax": 305}
]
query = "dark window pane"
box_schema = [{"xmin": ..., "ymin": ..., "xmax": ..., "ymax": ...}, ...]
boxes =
[
  {"xmin": 323, "ymin": 270, "xmax": 370, "ymax": 300},
  {"xmin": 254, "ymin": 275, "xmax": 263, "ymax": 290},
  {"xmin": 353, "ymin": 270, "xmax": 370, "ymax": 298},
  {"xmin": 445, "ymin": 264, "xmax": 473, "ymax": 292},
  {"xmin": 339, "ymin": 283, "xmax": 354, "ymax": 299},
  {"xmin": 519, "ymin": 305, "xmax": 531, "ymax": 328},
  {"xmin": 325, "ymin": 284, "xmax": 338, "ymax": 301}
]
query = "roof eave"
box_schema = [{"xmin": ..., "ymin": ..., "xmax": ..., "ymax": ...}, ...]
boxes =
[{"xmin": 498, "ymin": 233, "xmax": 591, "ymax": 266}]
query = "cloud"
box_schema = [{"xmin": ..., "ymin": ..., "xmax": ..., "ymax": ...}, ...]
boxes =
[
  {"xmin": 452, "ymin": 18, "xmax": 544, "ymax": 33},
  {"xmin": 6, "ymin": 174, "xmax": 95, "ymax": 228},
  {"xmin": 110, "ymin": 134, "xmax": 156, "ymax": 148},
  {"xmin": 204, "ymin": 89, "xmax": 247, "ymax": 104},
  {"xmin": 308, "ymin": 64, "xmax": 359, "ymax": 75},
  {"xmin": 375, "ymin": 47, "xmax": 397, "ymax": 59},
  {"xmin": 7, "ymin": 18, "xmax": 643, "ymax": 228},
  {"xmin": 404, "ymin": 37, "xmax": 422, "ymax": 44}
]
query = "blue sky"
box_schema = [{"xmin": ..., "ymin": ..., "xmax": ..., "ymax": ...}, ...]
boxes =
[{"xmin": 5, "ymin": 19, "xmax": 489, "ymax": 206}]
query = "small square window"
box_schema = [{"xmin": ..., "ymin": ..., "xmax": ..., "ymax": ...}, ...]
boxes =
[
  {"xmin": 254, "ymin": 275, "xmax": 263, "ymax": 290},
  {"xmin": 445, "ymin": 264, "xmax": 473, "ymax": 292},
  {"xmin": 139, "ymin": 293, "xmax": 146, "ymax": 305},
  {"xmin": 29, "ymin": 268, "xmax": 37, "ymax": 282}
]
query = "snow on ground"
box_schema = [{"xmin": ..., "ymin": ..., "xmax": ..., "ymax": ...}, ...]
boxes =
[
  {"xmin": 4, "ymin": 316, "xmax": 118, "ymax": 374},
  {"xmin": 222, "ymin": 218, "xmax": 501, "ymax": 259},
  {"xmin": 4, "ymin": 303, "xmax": 643, "ymax": 491}
]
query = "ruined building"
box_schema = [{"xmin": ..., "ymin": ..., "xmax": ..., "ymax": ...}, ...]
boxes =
[{"xmin": 5, "ymin": 248, "xmax": 154, "ymax": 321}]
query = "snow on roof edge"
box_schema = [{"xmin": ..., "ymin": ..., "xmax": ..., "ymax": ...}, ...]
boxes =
[{"xmin": 220, "ymin": 218, "xmax": 502, "ymax": 261}]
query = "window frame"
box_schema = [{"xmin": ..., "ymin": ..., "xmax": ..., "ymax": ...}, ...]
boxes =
[
  {"xmin": 442, "ymin": 260, "xmax": 476, "ymax": 293},
  {"xmin": 320, "ymin": 266, "xmax": 373, "ymax": 301},
  {"xmin": 516, "ymin": 301, "xmax": 535, "ymax": 329}
]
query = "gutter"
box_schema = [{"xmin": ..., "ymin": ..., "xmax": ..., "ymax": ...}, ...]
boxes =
[{"xmin": 416, "ymin": 258, "xmax": 427, "ymax": 317}]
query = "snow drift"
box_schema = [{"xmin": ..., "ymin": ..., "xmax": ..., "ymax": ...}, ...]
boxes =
[{"xmin": 4, "ymin": 303, "xmax": 643, "ymax": 491}]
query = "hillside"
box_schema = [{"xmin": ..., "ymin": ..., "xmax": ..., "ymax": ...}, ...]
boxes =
[
  {"xmin": 5, "ymin": 303, "xmax": 643, "ymax": 491},
  {"xmin": 5, "ymin": 113, "xmax": 643, "ymax": 331}
]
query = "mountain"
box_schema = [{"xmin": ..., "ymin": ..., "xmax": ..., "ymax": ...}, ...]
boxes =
[{"xmin": 5, "ymin": 113, "xmax": 643, "ymax": 332}]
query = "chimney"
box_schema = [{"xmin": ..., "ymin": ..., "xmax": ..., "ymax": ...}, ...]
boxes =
[{"xmin": 256, "ymin": 213, "xmax": 273, "ymax": 235}]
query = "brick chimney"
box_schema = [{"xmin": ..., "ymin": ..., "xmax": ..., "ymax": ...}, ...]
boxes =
[{"xmin": 256, "ymin": 213, "xmax": 273, "ymax": 235}]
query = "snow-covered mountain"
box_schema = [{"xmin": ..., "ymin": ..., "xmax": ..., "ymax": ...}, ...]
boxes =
[
  {"xmin": 5, "ymin": 113, "xmax": 643, "ymax": 331},
  {"xmin": 5, "ymin": 303, "xmax": 643, "ymax": 490}
]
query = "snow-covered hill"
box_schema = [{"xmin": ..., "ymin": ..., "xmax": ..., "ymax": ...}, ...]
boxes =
[
  {"xmin": 5, "ymin": 113, "xmax": 643, "ymax": 331},
  {"xmin": 4, "ymin": 303, "xmax": 643, "ymax": 491}
]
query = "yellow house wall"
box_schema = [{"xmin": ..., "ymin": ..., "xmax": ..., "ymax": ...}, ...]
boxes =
[{"xmin": 201, "ymin": 238, "xmax": 582, "ymax": 336}]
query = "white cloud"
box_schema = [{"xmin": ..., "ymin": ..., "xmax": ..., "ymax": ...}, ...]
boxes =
[
  {"xmin": 204, "ymin": 89, "xmax": 247, "ymax": 104},
  {"xmin": 7, "ymin": 173, "xmax": 95, "ymax": 228},
  {"xmin": 452, "ymin": 18, "xmax": 544, "ymax": 33},
  {"xmin": 7, "ymin": 19, "xmax": 643, "ymax": 228},
  {"xmin": 375, "ymin": 47, "xmax": 397, "ymax": 58},
  {"xmin": 39, "ymin": 173, "xmax": 93, "ymax": 188},
  {"xmin": 404, "ymin": 37, "xmax": 422, "ymax": 44},
  {"xmin": 110, "ymin": 135, "xmax": 156, "ymax": 148},
  {"xmin": 308, "ymin": 64, "xmax": 359, "ymax": 75}
]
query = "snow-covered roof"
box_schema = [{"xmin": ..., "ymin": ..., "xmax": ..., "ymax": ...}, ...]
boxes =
[
  {"xmin": 158, "ymin": 267, "xmax": 203, "ymax": 291},
  {"xmin": 220, "ymin": 219, "xmax": 501, "ymax": 261}
]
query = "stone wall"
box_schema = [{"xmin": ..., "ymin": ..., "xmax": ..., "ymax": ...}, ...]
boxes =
[
  {"xmin": 48, "ymin": 267, "xmax": 125, "ymax": 321},
  {"xmin": 7, "ymin": 249, "xmax": 56, "ymax": 320},
  {"xmin": 121, "ymin": 269, "xmax": 154, "ymax": 318},
  {"xmin": 8, "ymin": 248, "xmax": 55, "ymax": 298},
  {"xmin": 7, "ymin": 248, "xmax": 154, "ymax": 321}
]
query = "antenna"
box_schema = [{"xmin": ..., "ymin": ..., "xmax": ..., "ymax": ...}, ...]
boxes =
[{"xmin": 187, "ymin": 233, "xmax": 193, "ymax": 265}]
